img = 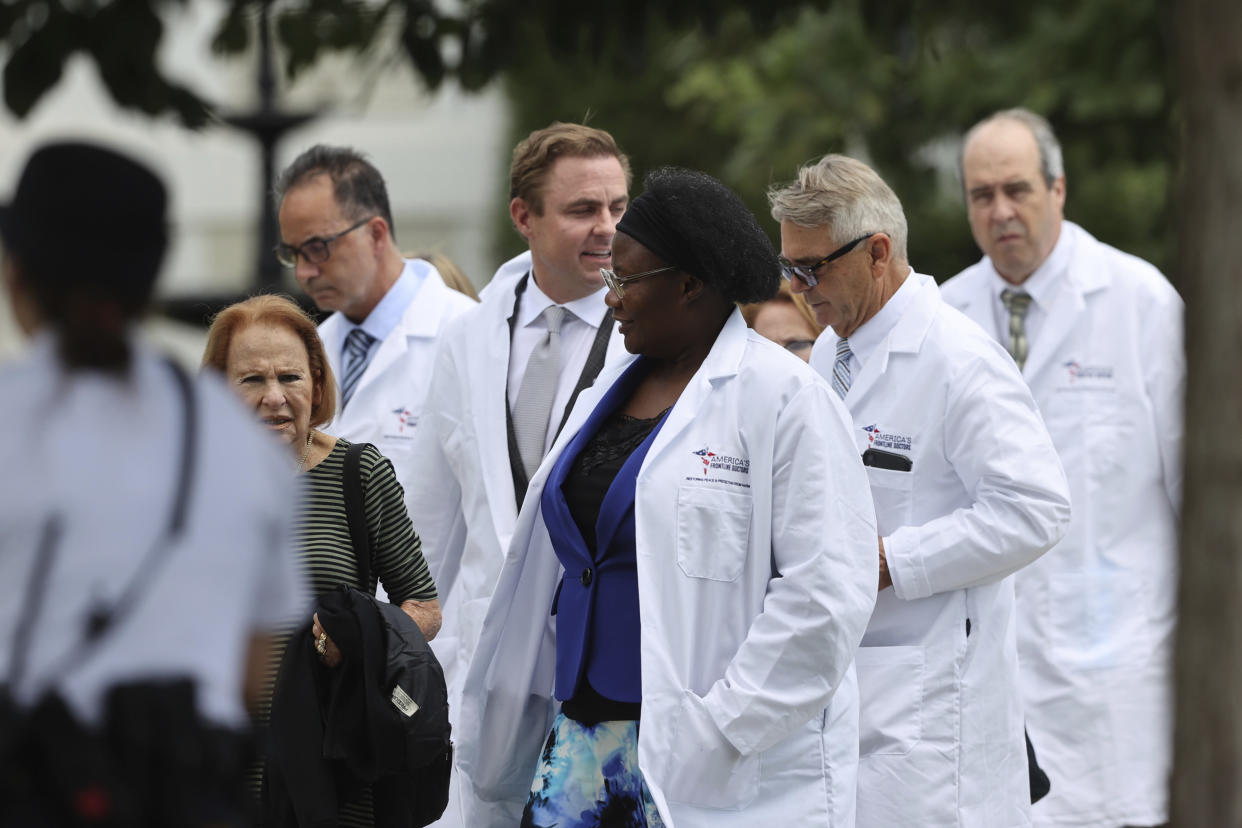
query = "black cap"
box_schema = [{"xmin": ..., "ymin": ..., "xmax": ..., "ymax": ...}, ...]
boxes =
[{"xmin": 0, "ymin": 140, "xmax": 168, "ymax": 301}]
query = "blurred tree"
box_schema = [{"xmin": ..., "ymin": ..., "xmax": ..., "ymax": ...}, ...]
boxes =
[
  {"xmin": 502, "ymin": 0, "xmax": 1174, "ymax": 282},
  {"xmin": 0, "ymin": 0, "xmax": 804, "ymax": 126}
]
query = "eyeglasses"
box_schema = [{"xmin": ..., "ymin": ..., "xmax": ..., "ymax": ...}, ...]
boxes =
[
  {"xmin": 778, "ymin": 232, "xmax": 876, "ymax": 288},
  {"xmin": 599, "ymin": 265, "xmax": 677, "ymax": 298},
  {"xmin": 274, "ymin": 217, "xmax": 374, "ymax": 268}
]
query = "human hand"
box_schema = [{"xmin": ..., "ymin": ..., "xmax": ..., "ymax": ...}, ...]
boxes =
[
  {"xmin": 311, "ymin": 612, "xmax": 342, "ymax": 668},
  {"xmin": 878, "ymin": 537, "xmax": 893, "ymax": 592}
]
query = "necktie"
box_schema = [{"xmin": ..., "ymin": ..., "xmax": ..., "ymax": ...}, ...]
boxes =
[
  {"xmin": 340, "ymin": 327, "xmax": 377, "ymax": 410},
  {"xmin": 513, "ymin": 306, "xmax": 566, "ymax": 478},
  {"xmin": 1000, "ymin": 289, "xmax": 1034, "ymax": 371},
  {"xmin": 832, "ymin": 337, "xmax": 853, "ymax": 401}
]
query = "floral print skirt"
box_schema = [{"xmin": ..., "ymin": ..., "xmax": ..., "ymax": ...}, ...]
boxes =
[{"xmin": 521, "ymin": 713, "xmax": 666, "ymax": 828}]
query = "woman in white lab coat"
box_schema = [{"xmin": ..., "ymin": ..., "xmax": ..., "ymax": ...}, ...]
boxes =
[{"xmin": 456, "ymin": 168, "xmax": 878, "ymax": 828}]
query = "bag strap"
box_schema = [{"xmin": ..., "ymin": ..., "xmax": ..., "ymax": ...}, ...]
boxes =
[{"xmin": 342, "ymin": 441, "xmax": 373, "ymax": 591}]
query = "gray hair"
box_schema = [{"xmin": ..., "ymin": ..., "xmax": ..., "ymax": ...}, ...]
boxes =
[
  {"xmin": 768, "ymin": 154, "xmax": 908, "ymax": 261},
  {"xmin": 961, "ymin": 108, "xmax": 1064, "ymax": 186}
]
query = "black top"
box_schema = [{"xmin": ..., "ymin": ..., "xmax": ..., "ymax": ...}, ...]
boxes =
[{"xmin": 559, "ymin": 408, "xmax": 664, "ymax": 725}]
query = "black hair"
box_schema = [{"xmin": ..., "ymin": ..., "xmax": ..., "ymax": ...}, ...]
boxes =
[
  {"xmin": 274, "ymin": 145, "xmax": 396, "ymax": 240},
  {"xmin": 618, "ymin": 167, "xmax": 779, "ymax": 306}
]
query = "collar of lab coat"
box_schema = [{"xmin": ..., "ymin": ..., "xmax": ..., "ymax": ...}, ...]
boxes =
[{"xmin": 837, "ymin": 273, "xmax": 939, "ymax": 405}]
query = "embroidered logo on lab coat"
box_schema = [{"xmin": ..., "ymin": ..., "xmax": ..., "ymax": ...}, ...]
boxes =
[
  {"xmin": 1063, "ymin": 360, "xmax": 1114, "ymax": 383},
  {"xmin": 391, "ymin": 406, "xmax": 416, "ymax": 433},
  {"xmin": 862, "ymin": 424, "xmax": 912, "ymax": 452},
  {"xmin": 688, "ymin": 447, "xmax": 751, "ymax": 488}
]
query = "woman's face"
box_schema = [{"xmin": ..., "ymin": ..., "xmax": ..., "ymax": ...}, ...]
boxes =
[
  {"xmin": 752, "ymin": 301, "xmax": 819, "ymax": 362},
  {"xmin": 224, "ymin": 321, "xmax": 320, "ymax": 451},
  {"xmin": 605, "ymin": 232, "xmax": 686, "ymax": 357}
]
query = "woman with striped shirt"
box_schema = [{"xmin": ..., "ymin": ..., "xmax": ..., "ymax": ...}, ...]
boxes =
[{"xmin": 203, "ymin": 294, "xmax": 440, "ymax": 826}]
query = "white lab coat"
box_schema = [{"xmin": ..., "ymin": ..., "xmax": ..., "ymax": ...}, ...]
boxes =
[
  {"xmin": 318, "ymin": 259, "xmax": 476, "ymax": 510},
  {"xmin": 457, "ymin": 311, "xmax": 879, "ymax": 828},
  {"xmin": 941, "ymin": 222, "xmax": 1184, "ymax": 828},
  {"xmin": 406, "ymin": 253, "xmax": 627, "ymax": 707},
  {"xmin": 812, "ymin": 274, "xmax": 1071, "ymax": 828}
]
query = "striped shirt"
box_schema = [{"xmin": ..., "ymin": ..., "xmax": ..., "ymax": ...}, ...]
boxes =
[{"xmin": 254, "ymin": 438, "xmax": 436, "ymax": 826}]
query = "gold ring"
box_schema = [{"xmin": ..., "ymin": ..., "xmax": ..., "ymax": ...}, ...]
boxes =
[{"xmin": 316, "ymin": 632, "xmax": 327, "ymax": 655}]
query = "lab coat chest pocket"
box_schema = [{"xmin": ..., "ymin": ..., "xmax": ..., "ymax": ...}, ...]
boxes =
[
  {"xmin": 855, "ymin": 645, "xmax": 925, "ymax": 757},
  {"xmin": 864, "ymin": 466, "xmax": 914, "ymax": 538},
  {"xmin": 676, "ymin": 485, "xmax": 752, "ymax": 582}
]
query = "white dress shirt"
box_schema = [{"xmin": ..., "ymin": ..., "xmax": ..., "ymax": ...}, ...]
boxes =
[{"xmin": 506, "ymin": 274, "xmax": 610, "ymax": 455}]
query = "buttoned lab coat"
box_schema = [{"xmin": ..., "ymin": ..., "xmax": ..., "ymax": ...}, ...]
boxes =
[
  {"xmin": 941, "ymin": 222, "xmax": 1184, "ymax": 828},
  {"xmin": 457, "ymin": 311, "xmax": 879, "ymax": 828},
  {"xmin": 406, "ymin": 255, "xmax": 626, "ymax": 713},
  {"xmin": 815, "ymin": 275, "xmax": 1071, "ymax": 828},
  {"xmin": 318, "ymin": 259, "xmax": 476, "ymax": 512}
]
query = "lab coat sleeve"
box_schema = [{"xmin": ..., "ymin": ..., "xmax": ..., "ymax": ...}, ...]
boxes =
[
  {"xmin": 886, "ymin": 352, "xmax": 1072, "ymax": 601},
  {"xmin": 703, "ymin": 383, "xmax": 878, "ymax": 756},
  {"xmin": 1138, "ymin": 281, "xmax": 1185, "ymax": 516},
  {"xmin": 404, "ymin": 337, "xmax": 468, "ymax": 600}
]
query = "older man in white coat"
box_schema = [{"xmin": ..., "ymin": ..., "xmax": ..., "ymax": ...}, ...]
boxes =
[
  {"xmin": 772, "ymin": 154, "xmax": 1072, "ymax": 828},
  {"xmin": 275, "ymin": 145, "xmax": 476, "ymax": 502},
  {"xmin": 941, "ymin": 108, "xmax": 1184, "ymax": 828},
  {"xmin": 405, "ymin": 124, "xmax": 631, "ymax": 824}
]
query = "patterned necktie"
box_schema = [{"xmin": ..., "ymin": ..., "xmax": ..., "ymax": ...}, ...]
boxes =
[
  {"xmin": 339, "ymin": 327, "xmax": 377, "ymax": 410},
  {"xmin": 832, "ymin": 337, "xmax": 853, "ymax": 401},
  {"xmin": 513, "ymin": 306, "xmax": 566, "ymax": 478},
  {"xmin": 1000, "ymin": 289, "xmax": 1034, "ymax": 371}
]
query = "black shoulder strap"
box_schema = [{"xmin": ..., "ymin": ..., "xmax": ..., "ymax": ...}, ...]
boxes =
[
  {"xmin": 554, "ymin": 306, "xmax": 614, "ymax": 441},
  {"xmin": 343, "ymin": 441, "xmax": 372, "ymax": 590}
]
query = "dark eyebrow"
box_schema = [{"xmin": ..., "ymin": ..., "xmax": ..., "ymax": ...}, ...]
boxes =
[
  {"xmin": 565, "ymin": 197, "xmax": 604, "ymax": 211},
  {"xmin": 967, "ymin": 185, "xmax": 994, "ymax": 199}
]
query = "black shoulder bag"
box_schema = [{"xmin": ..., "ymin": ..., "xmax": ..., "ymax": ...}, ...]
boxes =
[{"xmin": 339, "ymin": 441, "xmax": 453, "ymax": 828}]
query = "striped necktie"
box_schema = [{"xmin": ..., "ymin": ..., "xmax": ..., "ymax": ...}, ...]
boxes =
[
  {"xmin": 340, "ymin": 327, "xmax": 377, "ymax": 410},
  {"xmin": 832, "ymin": 337, "xmax": 853, "ymax": 401},
  {"xmin": 512, "ymin": 306, "xmax": 566, "ymax": 478},
  {"xmin": 1000, "ymin": 289, "xmax": 1034, "ymax": 371}
]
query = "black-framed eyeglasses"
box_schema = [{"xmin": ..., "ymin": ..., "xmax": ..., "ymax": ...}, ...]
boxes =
[
  {"xmin": 600, "ymin": 265, "xmax": 677, "ymax": 298},
  {"xmin": 778, "ymin": 232, "xmax": 876, "ymax": 288},
  {"xmin": 274, "ymin": 216, "xmax": 374, "ymax": 268}
]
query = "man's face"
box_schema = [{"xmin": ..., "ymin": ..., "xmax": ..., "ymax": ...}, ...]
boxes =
[
  {"xmin": 962, "ymin": 119, "xmax": 1065, "ymax": 284},
  {"xmin": 511, "ymin": 155, "xmax": 628, "ymax": 302},
  {"xmin": 278, "ymin": 174, "xmax": 384, "ymax": 322},
  {"xmin": 779, "ymin": 222, "xmax": 879, "ymax": 339}
]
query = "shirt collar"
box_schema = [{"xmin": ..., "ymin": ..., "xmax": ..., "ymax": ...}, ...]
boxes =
[
  {"xmin": 987, "ymin": 222, "xmax": 1074, "ymax": 311},
  {"xmin": 846, "ymin": 267, "xmax": 920, "ymax": 365},
  {"xmin": 518, "ymin": 271, "xmax": 610, "ymax": 329},
  {"xmin": 349, "ymin": 259, "xmax": 427, "ymax": 342}
]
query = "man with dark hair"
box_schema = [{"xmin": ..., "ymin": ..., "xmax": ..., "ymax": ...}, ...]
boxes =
[
  {"xmin": 275, "ymin": 145, "xmax": 476, "ymax": 503},
  {"xmin": 405, "ymin": 123, "xmax": 630, "ymax": 824},
  {"xmin": 941, "ymin": 108, "xmax": 1184, "ymax": 828}
]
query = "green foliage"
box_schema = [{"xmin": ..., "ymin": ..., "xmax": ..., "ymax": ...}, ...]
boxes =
[{"xmin": 502, "ymin": 0, "xmax": 1175, "ymax": 281}]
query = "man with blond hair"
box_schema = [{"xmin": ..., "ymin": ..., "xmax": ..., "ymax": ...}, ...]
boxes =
[
  {"xmin": 770, "ymin": 153, "xmax": 1071, "ymax": 828},
  {"xmin": 942, "ymin": 108, "xmax": 1184, "ymax": 828},
  {"xmin": 406, "ymin": 122, "xmax": 631, "ymax": 825}
]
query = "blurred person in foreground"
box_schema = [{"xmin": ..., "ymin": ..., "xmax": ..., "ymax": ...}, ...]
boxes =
[
  {"xmin": 739, "ymin": 280, "xmax": 824, "ymax": 361},
  {"xmin": 457, "ymin": 168, "xmax": 878, "ymax": 827},
  {"xmin": 772, "ymin": 153, "xmax": 1071, "ymax": 828},
  {"xmin": 0, "ymin": 141, "xmax": 307, "ymax": 825},
  {"xmin": 941, "ymin": 108, "xmax": 1184, "ymax": 828},
  {"xmin": 203, "ymin": 294, "xmax": 442, "ymax": 826}
]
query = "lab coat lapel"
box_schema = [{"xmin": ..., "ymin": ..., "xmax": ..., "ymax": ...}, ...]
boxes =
[
  {"xmin": 474, "ymin": 273, "xmax": 524, "ymax": 529},
  {"xmin": 845, "ymin": 276, "xmax": 939, "ymax": 407},
  {"xmin": 1021, "ymin": 228, "xmax": 1111, "ymax": 382},
  {"xmin": 640, "ymin": 310, "xmax": 748, "ymax": 472}
]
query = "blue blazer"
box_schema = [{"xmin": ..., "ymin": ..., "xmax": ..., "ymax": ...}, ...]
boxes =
[{"xmin": 541, "ymin": 358, "xmax": 668, "ymax": 704}]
